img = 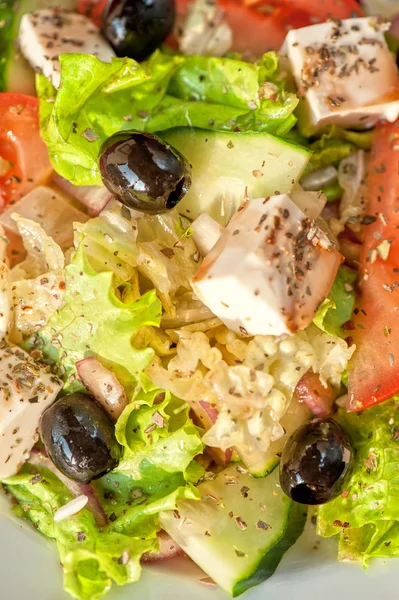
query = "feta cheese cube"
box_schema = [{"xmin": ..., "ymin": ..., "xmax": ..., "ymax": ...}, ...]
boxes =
[
  {"xmin": 282, "ymin": 17, "xmax": 399, "ymax": 132},
  {"xmin": 191, "ymin": 195, "xmax": 343, "ymax": 337},
  {"xmin": 0, "ymin": 343, "xmax": 62, "ymax": 478},
  {"xmin": 19, "ymin": 10, "xmax": 115, "ymax": 88}
]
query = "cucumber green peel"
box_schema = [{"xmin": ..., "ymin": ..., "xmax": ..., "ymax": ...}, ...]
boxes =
[{"xmin": 160, "ymin": 466, "xmax": 307, "ymax": 596}]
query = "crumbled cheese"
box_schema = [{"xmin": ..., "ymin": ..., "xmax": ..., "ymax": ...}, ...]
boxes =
[{"xmin": 147, "ymin": 327, "xmax": 355, "ymax": 461}]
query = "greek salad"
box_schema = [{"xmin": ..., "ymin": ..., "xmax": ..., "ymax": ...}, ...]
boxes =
[{"xmin": 1, "ymin": 0, "xmax": 399, "ymax": 598}]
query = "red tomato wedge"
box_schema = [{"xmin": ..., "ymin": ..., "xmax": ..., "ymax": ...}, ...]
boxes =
[
  {"xmin": 78, "ymin": 0, "xmax": 108, "ymax": 28},
  {"xmin": 173, "ymin": 0, "xmax": 363, "ymax": 55},
  {"xmin": 246, "ymin": 0, "xmax": 363, "ymax": 20},
  {"xmin": 348, "ymin": 120, "xmax": 399, "ymax": 411},
  {"xmin": 173, "ymin": 0, "xmax": 314, "ymax": 53},
  {"xmin": 80, "ymin": 0, "xmax": 363, "ymax": 55},
  {"xmin": 222, "ymin": 3, "xmax": 312, "ymax": 53},
  {"xmin": 0, "ymin": 93, "xmax": 52, "ymax": 208}
]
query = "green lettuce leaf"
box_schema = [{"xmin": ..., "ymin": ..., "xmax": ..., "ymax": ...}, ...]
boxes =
[
  {"xmin": 37, "ymin": 51, "xmax": 298, "ymax": 186},
  {"xmin": 168, "ymin": 55, "xmax": 261, "ymax": 109},
  {"xmin": 313, "ymin": 266, "xmax": 357, "ymax": 338},
  {"xmin": 322, "ymin": 181, "xmax": 343, "ymax": 202},
  {"xmin": 75, "ymin": 201, "xmax": 198, "ymax": 315},
  {"xmin": 167, "ymin": 52, "xmax": 298, "ymax": 134},
  {"xmin": 33, "ymin": 244, "xmax": 162, "ymax": 391},
  {"xmin": 95, "ymin": 378, "xmax": 204, "ymax": 536},
  {"xmin": 317, "ymin": 398, "xmax": 399, "ymax": 565},
  {"xmin": 2, "ymin": 379, "xmax": 204, "ymax": 600},
  {"xmin": 304, "ymin": 126, "xmax": 373, "ymax": 175},
  {"xmin": 2, "ymin": 382, "xmax": 203, "ymax": 599},
  {"xmin": 37, "ymin": 51, "xmax": 182, "ymax": 186},
  {"xmin": 2, "ymin": 464, "xmax": 156, "ymax": 600}
]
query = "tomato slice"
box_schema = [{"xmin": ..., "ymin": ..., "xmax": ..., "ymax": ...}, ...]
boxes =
[
  {"xmin": 172, "ymin": 0, "xmax": 363, "ymax": 55},
  {"xmin": 173, "ymin": 0, "xmax": 314, "ymax": 54},
  {"xmin": 247, "ymin": 0, "xmax": 363, "ymax": 20},
  {"xmin": 221, "ymin": 3, "xmax": 313, "ymax": 53},
  {"xmin": 0, "ymin": 93, "xmax": 52, "ymax": 208},
  {"xmin": 347, "ymin": 121, "xmax": 399, "ymax": 411},
  {"xmin": 78, "ymin": 0, "xmax": 108, "ymax": 28},
  {"xmin": 80, "ymin": 0, "xmax": 363, "ymax": 56}
]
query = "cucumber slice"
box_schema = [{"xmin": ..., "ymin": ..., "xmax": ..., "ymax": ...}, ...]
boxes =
[
  {"xmin": 243, "ymin": 397, "xmax": 310, "ymax": 477},
  {"xmin": 0, "ymin": 0, "xmax": 30, "ymax": 93},
  {"xmin": 160, "ymin": 466, "xmax": 307, "ymax": 597},
  {"xmin": 161, "ymin": 127, "xmax": 311, "ymax": 225},
  {"xmin": 0, "ymin": 0, "xmax": 76, "ymax": 93}
]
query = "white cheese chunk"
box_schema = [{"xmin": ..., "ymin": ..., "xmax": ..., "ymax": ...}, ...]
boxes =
[
  {"xmin": 0, "ymin": 343, "xmax": 62, "ymax": 478},
  {"xmin": 282, "ymin": 17, "xmax": 399, "ymax": 132},
  {"xmin": 191, "ymin": 195, "xmax": 343, "ymax": 337},
  {"xmin": 192, "ymin": 213, "xmax": 224, "ymax": 255},
  {"xmin": 179, "ymin": 0, "xmax": 233, "ymax": 57},
  {"xmin": 19, "ymin": 10, "xmax": 115, "ymax": 88}
]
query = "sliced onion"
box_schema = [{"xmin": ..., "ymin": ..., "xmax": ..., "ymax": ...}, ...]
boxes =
[
  {"xmin": 300, "ymin": 166, "xmax": 338, "ymax": 192},
  {"xmin": 192, "ymin": 213, "xmax": 224, "ymax": 256},
  {"xmin": 188, "ymin": 399, "xmax": 232, "ymax": 465},
  {"xmin": 141, "ymin": 530, "xmax": 182, "ymax": 563},
  {"xmin": 295, "ymin": 371, "xmax": 335, "ymax": 417},
  {"xmin": 29, "ymin": 448, "xmax": 108, "ymax": 528},
  {"xmin": 51, "ymin": 173, "xmax": 113, "ymax": 216},
  {"xmin": 198, "ymin": 400, "xmax": 219, "ymax": 424},
  {"xmin": 337, "ymin": 235, "xmax": 361, "ymax": 267},
  {"xmin": 391, "ymin": 13, "xmax": 399, "ymax": 37},
  {"xmin": 76, "ymin": 357, "xmax": 127, "ymax": 421},
  {"xmin": 321, "ymin": 200, "xmax": 339, "ymax": 222}
]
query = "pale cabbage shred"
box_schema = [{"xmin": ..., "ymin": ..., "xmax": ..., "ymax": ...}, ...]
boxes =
[
  {"xmin": 330, "ymin": 150, "xmax": 368, "ymax": 236},
  {"xmin": 3, "ymin": 199, "xmax": 199, "ymax": 344},
  {"xmin": 0, "ymin": 198, "xmax": 354, "ymax": 466},
  {"xmin": 0, "ymin": 215, "xmax": 66, "ymax": 343}
]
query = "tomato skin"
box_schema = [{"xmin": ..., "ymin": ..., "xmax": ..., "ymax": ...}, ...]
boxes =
[
  {"xmin": 80, "ymin": 0, "xmax": 363, "ymax": 55},
  {"xmin": 252, "ymin": 0, "xmax": 363, "ymax": 20},
  {"xmin": 347, "ymin": 120, "xmax": 399, "ymax": 412},
  {"xmin": 172, "ymin": 0, "xmax": 314, "ymax": 53},
  {"xmin": 221, "ymin": 3, "xmax": 312, "ymax": 53},
  {"xmin": 173, "ymin": 0, "xmax": 363, "ymax": 55},
  {"xmin": 77, "ymin": 0, "xmax": 108, "ymax": 27},
  {"xmin": 0, "ymin": 93, "xmax": 52, "ymax": 208}
]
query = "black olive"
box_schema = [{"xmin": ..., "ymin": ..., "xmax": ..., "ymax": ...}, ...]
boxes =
[
  {"xmin": 279, "ymin": 417, "xmax": 354, "ymax": 505},
  {"xmin": 99, "ymin": 130, "xmax": 191, "ymax": 214},
  {"xmin": 102, "ymin": 0, "xmax": 175, "ymax": 61},
  {"xmin": 40, "ymin": 393, "xmax": 121, "ymax": 484}
]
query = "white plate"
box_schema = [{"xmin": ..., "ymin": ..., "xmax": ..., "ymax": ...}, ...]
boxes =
[{"xmin": 0, "ymin": 493, "xmax": 397, "ymax": 600}]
